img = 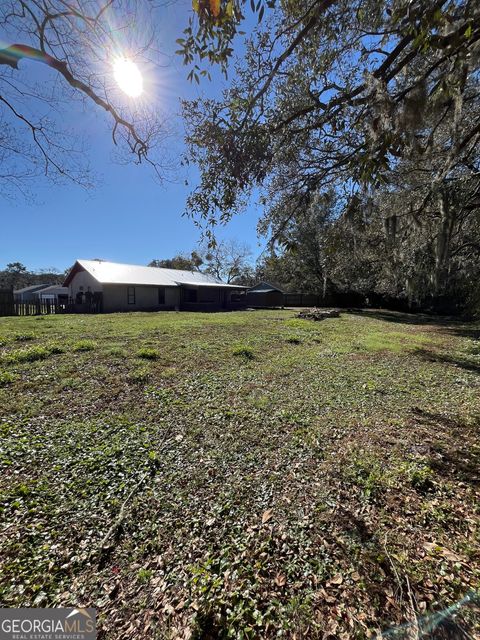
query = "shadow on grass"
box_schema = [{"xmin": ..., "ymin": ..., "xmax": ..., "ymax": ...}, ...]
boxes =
[
  {"xmin": 411, "ymin": 408, "xmax": 480, "ymax": 486},
  {"xmin": 431, "ymin": 444, "xmax": 480, "ymax": 486},
  {"xmin": 348, "ymin": 309, "xmax": 480, "ymax": 340},
  {"xmin": 415, "ymin": 348, "xmax": 480, "ymax": 375},
  {"xmin": 348, "ymin": 308, "xmax": 454, "ymax": 326}
]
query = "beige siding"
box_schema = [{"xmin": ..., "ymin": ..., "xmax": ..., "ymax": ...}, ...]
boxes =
[
  {"xmin": 69, "ymin": 270, "xmax": 103, "ymax": 299},
  {"xmin": 102, "ymin": 284, "xmax": 179, "ymax": 312}
]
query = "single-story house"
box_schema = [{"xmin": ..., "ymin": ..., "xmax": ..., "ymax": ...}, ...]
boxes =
[
  {"xmin": 63, "ymin": 259, "xmax": 247, "ymax": 312},
  {"xmin": 14, "ymin": 284, "xmax": 51, "ymax": 302},
  {"xmin": 246, "ymin": 282, "xmax": 285, "ymax": 307}
]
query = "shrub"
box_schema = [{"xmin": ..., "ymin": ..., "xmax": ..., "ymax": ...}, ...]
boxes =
[
  {"xmin": 137, "ymin": 347, "xmax": 159, "ymax": 360},
  {"xmin": 0, "ymin": 371, "xmax": 16, "ymax": 387},
  {"xmin": 72, "ymin": 340, "xmax": 97, "ymax": 352},
  {"xmin": 286, "ymin": 335, "xmax": 302, "ymax": 344},
  {"xmin": 232, "ymin": 345, "xmax": 254, "ymax": 360}
]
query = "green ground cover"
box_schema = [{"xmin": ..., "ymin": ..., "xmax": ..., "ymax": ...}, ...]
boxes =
[{"xmin": 0, "ymin": 309, "xmax": 478, "ymax": 638}]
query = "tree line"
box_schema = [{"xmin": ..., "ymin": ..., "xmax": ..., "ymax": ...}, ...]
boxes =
[
  {"xmin": 181, "ymin": 0, "xmax": 480, "ymax": 314},
  {"xmin": 0, "ymin": 262, "xmax": 65, "ymax": 290}
]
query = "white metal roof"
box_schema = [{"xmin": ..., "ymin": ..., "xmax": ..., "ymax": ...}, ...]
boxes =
[
  {"xmin": 36, "ymin": 285, "xmax": 69, "ymax": 294},
  {"xmin": 14, "ymin": 284, "xmax": 51, "ymax": 294},
  {"xmin": 71, "ymin": 260, "xmax": 246, "ymax": 289}
]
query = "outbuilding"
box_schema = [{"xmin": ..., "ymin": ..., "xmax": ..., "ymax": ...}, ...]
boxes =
[
  {"xmin": 13, "ymin": 284, "xmax": 51, "ymax": 302},
  {"xmin": 34, "ymin": 285, "xmax": 69, "ymax": 304},
  {"xmin": 246, "ymin": 282, "xmax": 285, "ymax": 307}
]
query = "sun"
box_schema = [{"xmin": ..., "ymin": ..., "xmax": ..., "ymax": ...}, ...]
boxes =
[{"xmin": 113, "ymin": 58, "xmax": 143, "ymax": 98}]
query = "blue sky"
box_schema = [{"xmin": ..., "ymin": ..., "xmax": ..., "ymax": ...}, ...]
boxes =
[{"xmin": 1, "ymin": 1, "xmax": 265, "ymax": 273}]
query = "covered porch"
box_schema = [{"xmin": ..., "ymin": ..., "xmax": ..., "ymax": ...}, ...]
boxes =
[{"xmin": 178, "ymin": 282, "xmax": 247, "ymax": 311}]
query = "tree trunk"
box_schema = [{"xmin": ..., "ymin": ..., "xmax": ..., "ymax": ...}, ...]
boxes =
[{"xmin": 434, "ymin": 189, "xmax": 455, "ymax": 294}]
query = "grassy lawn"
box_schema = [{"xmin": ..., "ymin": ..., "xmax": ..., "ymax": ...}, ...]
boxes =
[{"xmin": 0, "ymin": 309, "xmax": 479, "ymax": 638}]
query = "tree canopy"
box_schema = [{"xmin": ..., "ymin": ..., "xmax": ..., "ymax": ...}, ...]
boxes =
[
  {"xmin": 182, "ymin": 0, "xmax": 480, "ymax": 312},
  {"xmin": 148, "ymin": 252, "xmax": 204, "ymax": 271},
  {"xmin": 184, "ymin": 0, "xmax": 479, "ymax": 224},
  {"xmin": 0, "ymin": 262, "xmax": 64, "ymax": 288}
]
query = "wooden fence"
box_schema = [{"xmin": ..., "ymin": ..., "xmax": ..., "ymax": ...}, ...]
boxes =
[
  {"xmin": 6, "ymin": 301, "xmax": 69, "ymax": 316},
  {"xmin": 0, "ymin": 288, "xmax": 75, "ymax": 317},
  {"xmin": 284, "ymin": 293, "xmax": 324, "ymax": 307},
  {"xmin": 0, "ymin": 288, "xmax": 15, "ymax": 316},
  {"xmin": 13, "ymin": 300, "xmax": 70, "ymax": 316}
]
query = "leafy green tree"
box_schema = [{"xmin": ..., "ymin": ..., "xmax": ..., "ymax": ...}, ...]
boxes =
[
  {"xmin": 182, "ymin": 0, "xmax": 480, "ymax": 313},
  {"xmin": 148, "ymin": 252, "xmax": 204, "ymax": 271},
  {"xmin": 259, "ymin": 190, "xmax": 338, "ymax": 295},
  {"xmin": 183, "ymin": 0, "xmax": 480, "ymax": 231}
]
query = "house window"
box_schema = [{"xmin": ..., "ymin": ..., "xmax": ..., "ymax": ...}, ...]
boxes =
[
  {"xmin": 127, "ymin": 286, "xmax": 136, "ymax": 305},
  {"xmin": 185, "ymin": 288, "xmax": 197, "ymax": 303},
  {"xmin": 158, "ymin": 287, "xmax": 165, "ymax": 305}
]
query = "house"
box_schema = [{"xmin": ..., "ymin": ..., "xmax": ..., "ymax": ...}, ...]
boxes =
[
  {"xmin": 246, "ymin": 282, "xmax": 285, "ymax": 307},
  {"xmin": 13, "ymin": 284, "xmax": 52, "ymax": 302},
  {"xmin": 63, "ymin": 259, "xmax": 247, "ymax": 312}
]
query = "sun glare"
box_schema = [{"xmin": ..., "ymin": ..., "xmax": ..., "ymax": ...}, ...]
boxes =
[{"xmin": 113, "ymin": 58, "xmax": 143, "ymax": 98}]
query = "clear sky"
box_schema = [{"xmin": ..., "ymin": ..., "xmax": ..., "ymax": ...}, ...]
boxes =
[{"xmin": 1, "ymin": 1, "xmax": 265, "ymax": 273}]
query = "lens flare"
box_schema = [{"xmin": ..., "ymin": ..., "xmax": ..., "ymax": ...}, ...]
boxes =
[{"xmin": 113, "ymin": 58, "xmax": 143, "ymax": 98}]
